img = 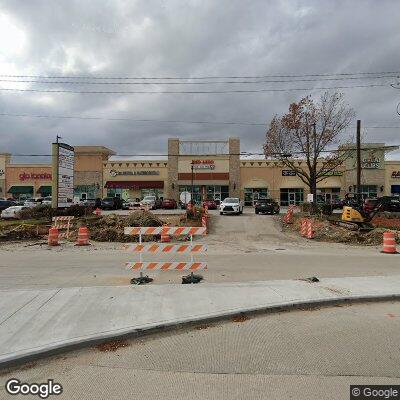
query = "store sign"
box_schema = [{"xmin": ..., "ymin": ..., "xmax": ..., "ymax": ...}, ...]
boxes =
[
  {"xmin": 391, "ymin": 171, "xmax": 400, "ymax": 179},
  {"xmin": 57, "ymin": 144, "xmax": 74, "ymax": 208},
  {"xmin": 282, "ymin": 170, "xmax": 296, "ymax": 176},
  {"xmin": 192, "ymin": 160, "xmax": 215, "ymax": 170},
  {"xmin": 321, "ymin": 171, "xmax": 343, "ymax": 177},
  {"xmin": 109, "ymin": 170, "xmax": 160, "ymax": 177},
  {"xmin": 19, "ymin": 172, "xmax": 52, "ymax": 181},
  {"xmin": 0, "ymin": 169, "xmax": 4, "ymax": 177},
  {"xmin": 361, "ymin": 157, "xmax": 380, "ymax": 169}
]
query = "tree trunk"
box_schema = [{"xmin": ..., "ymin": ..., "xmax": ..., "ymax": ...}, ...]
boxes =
[{"xmin": 309, "ymin": 171, "xmax": 318, "ymax": 214}]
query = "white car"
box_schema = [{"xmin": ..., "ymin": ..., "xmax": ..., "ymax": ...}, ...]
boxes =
[
  {"xmin": 42, "ymin": 197, "xmax": 52, "ymax": 205},
  {"xmin": 219, "ymin": 197, "xmax": 244, "ymax": 215},
  {"xmin": 1, "ymin": 206, "xmax": 29, "ymax": 219},
  {"xmin": 140, "ymin": 195, "xmax": 157, "ymax": 209},
  {"xmin": 23, "ymin": 198, "xmax": 38, "ymax": 208}
]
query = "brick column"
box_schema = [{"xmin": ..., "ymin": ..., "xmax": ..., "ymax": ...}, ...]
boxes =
[
  {"xmin": 229, "ymin": 138, "xmax": 240, "ymax": 198},
  {"xmin": 167, "ymin": 138, "xmax": 179, "ymax": 200}
]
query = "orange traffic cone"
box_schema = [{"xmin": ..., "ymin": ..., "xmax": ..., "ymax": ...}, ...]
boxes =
[
  {"xmin": 76, "ymin": 227, "xmax": 90, "ymax": 246},
  {"xmin": 94, "ymin": 208, "xmax": 102, "ymax": 216},
  {"xmin": 48, "ymin": 227, "xmax": 59, "ymax": 246}
]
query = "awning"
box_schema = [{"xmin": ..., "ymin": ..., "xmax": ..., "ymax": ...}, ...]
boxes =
[
  {"xmin": 104, "ymin": 181, "xmax": 164, "ymax": 189},
  {"xmin": 37, "ymin": 186, "xmax": 52, "ymax": 196},
  {"xmin": 8, "ymin": 186, "xmax": 34, "ymax": 194}
]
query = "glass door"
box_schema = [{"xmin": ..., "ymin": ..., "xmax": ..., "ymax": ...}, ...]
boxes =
[{"xmin": 289, "ymin": 192, "xmax": 296, "ymax": 205}]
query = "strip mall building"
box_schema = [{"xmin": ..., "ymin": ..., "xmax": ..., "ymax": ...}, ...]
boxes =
[{"xmin": 1, "ymin": 138, "xmax": 400, "ymax": 206}]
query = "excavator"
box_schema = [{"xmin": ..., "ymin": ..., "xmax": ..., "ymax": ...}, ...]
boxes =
[{"xmin": 334, "ymin": 193, "xmax": 383, "ymax": 231}]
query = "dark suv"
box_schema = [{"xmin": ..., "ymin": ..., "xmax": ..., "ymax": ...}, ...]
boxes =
[
  {"xmin": 101, "ymin": 197, "xmax": 123, "ymax": 210},
  {"xmin": 255, "ymin": 199, "xmax": 280, "ymax": 214}
]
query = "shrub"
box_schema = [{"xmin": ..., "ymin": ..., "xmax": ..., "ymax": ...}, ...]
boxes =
[{"xmin": 17, "ymin": 205, "xmax": 53, "ymax": 220}]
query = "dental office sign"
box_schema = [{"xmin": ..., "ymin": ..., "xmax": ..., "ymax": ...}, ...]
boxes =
[{"xmin": 192, "ymin": 159, "xmax": 215, "ymax": 170}]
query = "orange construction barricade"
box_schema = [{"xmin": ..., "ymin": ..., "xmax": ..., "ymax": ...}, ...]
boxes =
[
  {"xmin": 48, "ymin": 227, "xmax": 59, "ymax": 246},
  {"xmin": 76, "ymin": 227, "xmax": 90, "ymax": 246},
  {"xmin": 382, "ymin": 231, "xmax": 398, "ymax": 254}
]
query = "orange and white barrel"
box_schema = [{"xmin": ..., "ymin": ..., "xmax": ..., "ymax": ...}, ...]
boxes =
[
  {"xmin": 306, "ymin": 220, "xmax": 314, "ymax": 239},
  {"xmin": 382, "ymin": 231, "xmax": 397, "ymax": 254},
  {"xmin": 76, "ymin": 227, "xmax": 90, "ymax": 246},
  {"xmin": 48, "ymin": 227, "xmax": 59, "ymax": 246}
]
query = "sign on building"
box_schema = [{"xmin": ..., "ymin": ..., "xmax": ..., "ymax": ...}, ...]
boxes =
[
  {"xmin": 282, "ymin": 170, "xmax": 297, "ymax": 176},
  {"xmin": 52, "ymin": 143, "xmax": 74, "ymax": 208},
  {"xmin": 192, "ymin": 160, "xmax": 216, "ymax": 170}
]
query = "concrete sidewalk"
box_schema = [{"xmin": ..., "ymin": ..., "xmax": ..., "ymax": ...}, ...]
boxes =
[{"xmin": 1, "ymin": 275, "xmax": 400, "ymax": 366}]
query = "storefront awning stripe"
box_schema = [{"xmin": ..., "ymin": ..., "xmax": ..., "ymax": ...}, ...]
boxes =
[
  {"xmin": 8, "ymin": 186, "xmax": 34, "ymax": 194},
  {"xmin": 104, "ymin": 181, "xmax": 164, "ymax": 189}
]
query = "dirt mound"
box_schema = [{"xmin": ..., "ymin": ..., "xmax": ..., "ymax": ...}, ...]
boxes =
[
  {"xmin": 0, "ymin": 224, "xmax": 42, "ymax": 241},
  {"xmin": 285, "ymin": 216, "xmax": 400, "ymax": 246},
  {"xmin": 88, "ymin": 211, "xmax": 164, "ymax": 242}
]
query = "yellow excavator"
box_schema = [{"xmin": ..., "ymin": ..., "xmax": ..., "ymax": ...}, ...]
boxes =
[{"xmin": 336, "ymin": 193, "xmax": 383, "ymax": 231}]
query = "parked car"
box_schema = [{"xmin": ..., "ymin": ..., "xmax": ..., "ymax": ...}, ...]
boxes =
[
  {"xmin": 122, "ymin": 200, "xmax": 130, "ymax": 210},
  {"xmin": 363, "ymin": 198, "xmax": 379, "ymax": 213},
  {"xmin": 1, "ymin": 205, "xmax": 29, "ymax": 219},
  {"xmin": 379, "ymin": 196, "xmax": 400, "ymax": 212},
  {"xmin": 126, "ymin": 198, "xmax": 141, "ymax": 208},
  {"xmin": 23, "ymin": 198, "xmax": 39, "ymax": 208},
  {"xmin": 82, "ymin": 198, "xmax": 96, "ymax": 207},
  {"xmin": 202, "ymin": 199, "xmax": 218, "ymax": 210},
  {"xmin": 42, "ymin": 197, "xmax": 52, "ymax": 205},
  {"xmin": 161, "ymin": 198, "xmax": 178, "ymax": 209},
  {"xmin": 140, "ymin": 195, "xmax": 158, "ymax": 209},
  {"xmin": 255, "ymin": 199, "xmax": 280, "ymax": 215},
  {"xmin": 219, "ymin": 197, "xmax": 244, "ymax": 215},
  {"xmin": 331, "ymin": 198, "xmax": 345, "ymax": 210},
  {"xmin": 101, "ymin": 197, "xmax": 123, "ymax": 210},
  {"xmin": 0, "ymin": 200, "xmax": 16, "ymax": 212}
]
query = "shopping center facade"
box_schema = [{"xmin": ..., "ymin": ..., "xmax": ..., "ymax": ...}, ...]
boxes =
[{"xmin": 1, "ymin": 138, "xmax": 400, "ymax": 206}]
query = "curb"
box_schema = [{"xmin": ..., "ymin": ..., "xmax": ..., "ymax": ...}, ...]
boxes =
[{"xmin": 1, "ymin": 292, "xmax": 399, "ymax": 369}]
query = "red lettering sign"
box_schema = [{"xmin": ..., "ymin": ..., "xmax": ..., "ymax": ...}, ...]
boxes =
[
  {"xmin": 19, "ymin": 172, "xmax": 52, "ymax": 181},
  {"xmin": 191, "ymin": 160, "xmax": 215, "ymax": 164}
]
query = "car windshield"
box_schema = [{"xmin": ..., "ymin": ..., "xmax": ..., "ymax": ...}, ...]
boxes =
[{"xmin": 223, "ymin": 198, "xmax": 239, "ymax": 203}]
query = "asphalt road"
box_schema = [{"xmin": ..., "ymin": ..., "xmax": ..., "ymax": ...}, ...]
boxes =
[
  {"xmin": 0, "ymin": 208, "xmax": 399, "ymax": 289},
  {"xmin": 1, "ymin": 301, "xmax": 399, "ymax": 400}
]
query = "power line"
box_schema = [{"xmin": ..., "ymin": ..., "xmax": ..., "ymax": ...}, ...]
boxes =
[
  {"xmin": 0, "ymin": 71, "xmax": 398, "ymax": 80},
  {"xmin": 0, "ymin": 75, "xmax": 396, "ymax": 85},
  {"xmin": 0, "ymin": 112, "xmax": 399, "ymax": 128},
  {"xmin": 0, "ymin": 83, "xmax": 389, "ymax": 94}
]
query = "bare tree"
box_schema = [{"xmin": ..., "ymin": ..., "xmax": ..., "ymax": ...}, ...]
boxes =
[{"xmin": 264, "ymin": 92, "xmax": 355, "ymax": 211}]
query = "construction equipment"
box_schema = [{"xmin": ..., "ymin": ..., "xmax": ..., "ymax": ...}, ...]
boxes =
[{"xmin": 333, "ymin": 193, "xmax": 383, "ymax": 231}]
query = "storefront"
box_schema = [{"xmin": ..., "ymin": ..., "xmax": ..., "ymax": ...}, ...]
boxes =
[
  {"xmin": 5, "ymin": 165, "xmax": 52, "ymax": 200},
  {"xmin": 103, "ymin": 160, "xmax": 168, "ymax": 200}
]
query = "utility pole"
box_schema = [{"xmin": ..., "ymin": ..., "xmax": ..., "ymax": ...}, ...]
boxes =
[
  {"xmin": 191, "ymin": 163, "xmax": 194, "ymax": 205},
  {"xmin": 312, "ymin": 123, "xmax": 317, "ymax": 211},
  {"xmin": 356, "ymin": 120, "xmax": 361, "ymax": 203},
  {"xmin": 56, "ymin": 134, "xmax": 62, "ymax": 144}
]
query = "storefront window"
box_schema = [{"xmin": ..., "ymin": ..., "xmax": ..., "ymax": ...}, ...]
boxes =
[
  {"xmin": 141, "ymin": 189, "xmax": 163, "ymax": 199},
  {"xmin": 360, "ymin": 185, "xmax": 377, "ymax": 199},
  {"xmin": 179, "ymin": 185, "xmax": 228, "ymax": 204},
  {"xmin": 280, "ymin": 188, "xmax": 304, "ymax": 206},
  {"xmin": 391, "ymin": 185, "xmax": 400, "ymax": 196},
  {"xmin": 244, "ymin": 188, "xmax": 268, "ymax": 206}
]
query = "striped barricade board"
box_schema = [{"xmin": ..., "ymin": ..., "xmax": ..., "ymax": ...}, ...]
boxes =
[
  {"xmin": 125, "ymin": 243, "xmax": 207, "ymax": 253},
  {"xmin": 124, "ymin": 226, "xmax": 206, "ymax": 236},
  {"xmin": 126, "ymin": 262, "xmax": 207, "ymax": 271},
  {"xmin": 52, "ymin": 216, "xmax": 74, "ymax": 238}
]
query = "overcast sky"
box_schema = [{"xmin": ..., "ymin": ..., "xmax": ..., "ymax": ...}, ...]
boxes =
[{"xmin": 0, "ymin": 0, "xmax": 399, "ymax": 163}]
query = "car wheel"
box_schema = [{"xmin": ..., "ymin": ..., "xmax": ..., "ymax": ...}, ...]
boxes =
[
  {"xmin": 255, "ymin": 210, "xmax": 259, "ymax": 214},
  {"xmin": 220, "ymin": 212, "xmax": 223, "ymax": 215}
]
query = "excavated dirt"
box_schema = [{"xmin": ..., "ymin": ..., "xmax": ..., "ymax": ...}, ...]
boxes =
[{"xmin": 283, "ymin": 215, "xmax": 400, "ymax": 246}]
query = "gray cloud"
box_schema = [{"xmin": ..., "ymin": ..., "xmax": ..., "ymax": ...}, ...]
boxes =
[{"xmin": 0, "ymin": 0, "xmax": 399, "ymax": 162}]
